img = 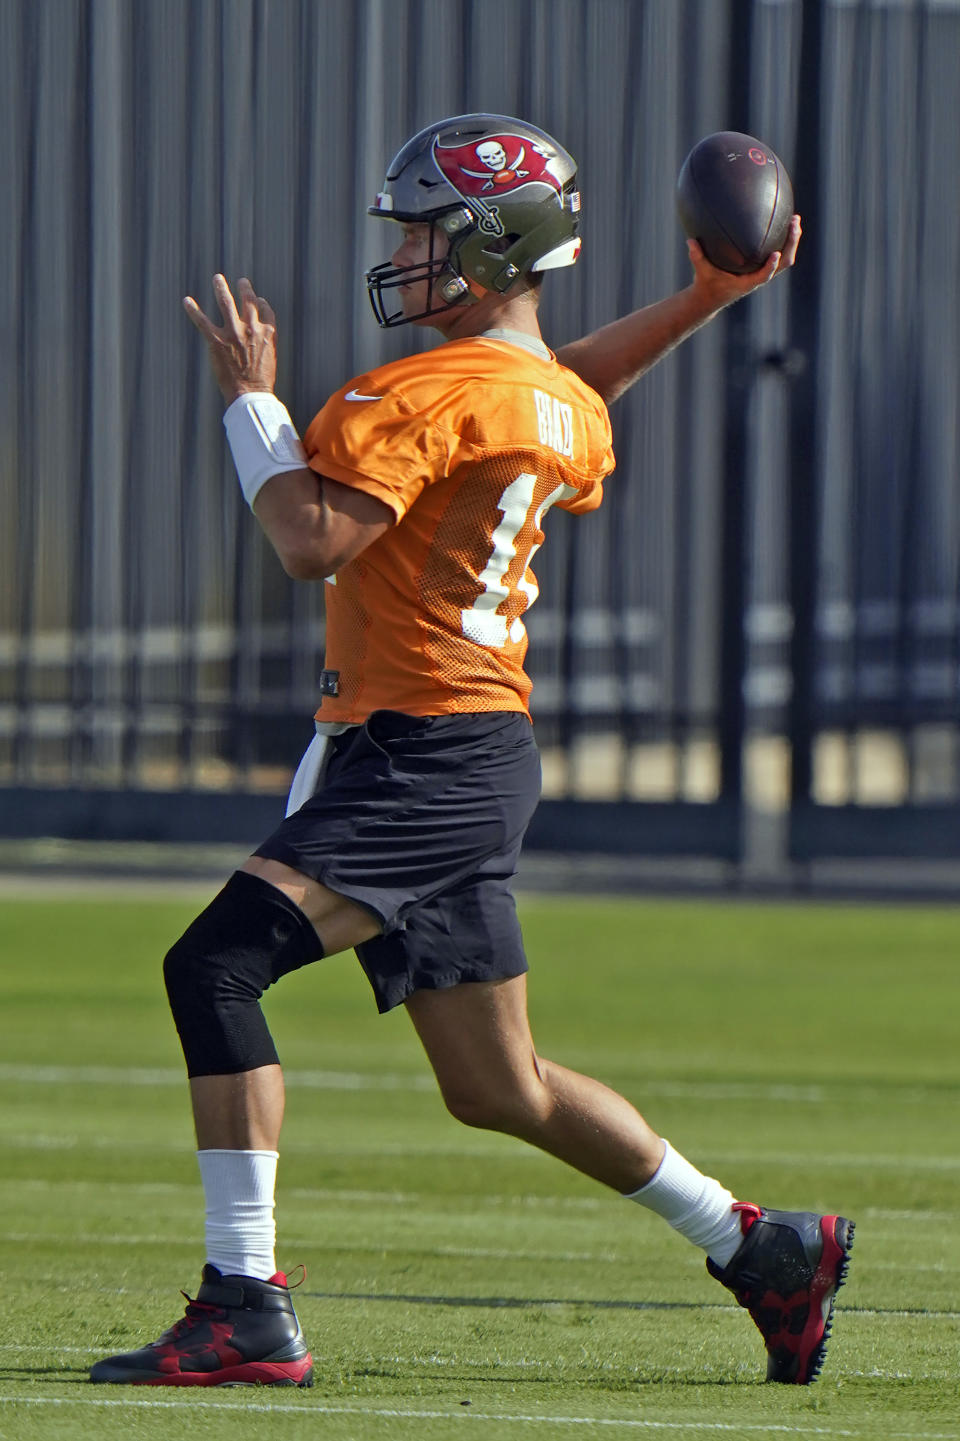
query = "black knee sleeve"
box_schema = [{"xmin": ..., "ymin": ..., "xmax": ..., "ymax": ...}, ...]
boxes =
[{"xmin": 163, "ymin": 870, "xmax": 324, "ymax": 1078}]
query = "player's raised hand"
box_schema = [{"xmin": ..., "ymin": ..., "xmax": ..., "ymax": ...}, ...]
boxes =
[
  {"xmin": 687, "ymin": 213, "xmax": 802, "ymax": 310},
  {"xmin": 183, "ymin": 275, "xmax": 279, "ymax": 405}
]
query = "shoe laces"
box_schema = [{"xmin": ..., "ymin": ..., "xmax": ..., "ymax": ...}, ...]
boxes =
[{"xmin": 168, "ymin": 1293, "xmax": 223, "ymax": 1340}]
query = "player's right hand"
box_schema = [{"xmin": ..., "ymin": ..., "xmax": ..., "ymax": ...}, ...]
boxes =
[
  {"xmin": 687, "ymin": 214, "xmax": 803, "ymax": 312},
  {"xmin": 183, "ymin": 275, "xmax": 279, "ymax": 406}
]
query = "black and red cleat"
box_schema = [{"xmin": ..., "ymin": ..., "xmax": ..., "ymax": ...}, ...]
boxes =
[
  {"xmin": 706, "ymin": 1203, "xmax": 855, "ymax": 1384},
  {"xmin": 89, "ymin": 1265, "xmax": 313, "ymax": 1386}
]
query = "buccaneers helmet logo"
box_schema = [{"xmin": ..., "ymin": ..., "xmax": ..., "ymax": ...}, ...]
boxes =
[{"xmin": 432, "ymin": 134, "xmax": 563, "ymax": 235}]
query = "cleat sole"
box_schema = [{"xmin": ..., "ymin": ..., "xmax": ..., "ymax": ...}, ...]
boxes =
[{"xmin": 90, "ymin": 1358, "xmax": 314, "ymax": 1388}]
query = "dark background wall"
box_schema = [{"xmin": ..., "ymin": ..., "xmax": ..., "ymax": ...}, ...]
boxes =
[{"xmin": 1, "ymin": 0, "xmax": 958, "ymax": 867}]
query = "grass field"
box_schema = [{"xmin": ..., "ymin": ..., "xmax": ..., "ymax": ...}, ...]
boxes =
[{"xmin": 1, "ymin": 885, "xmax": 958, "ymax": 1440}]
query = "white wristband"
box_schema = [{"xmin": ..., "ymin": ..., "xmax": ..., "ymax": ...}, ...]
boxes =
[{"xmin": 222, "ymin": 391, "xmax": 307, "ymax": 509}]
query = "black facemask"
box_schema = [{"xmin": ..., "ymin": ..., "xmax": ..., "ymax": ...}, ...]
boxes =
[{"xmin": 365, "ymin": 224, "xmax": 470, "ymax": 328}]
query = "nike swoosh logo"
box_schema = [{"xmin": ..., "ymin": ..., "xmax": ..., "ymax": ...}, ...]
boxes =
[{"xmin": 344, "ymin": 388, "xmax": 382, "ymax": 402}]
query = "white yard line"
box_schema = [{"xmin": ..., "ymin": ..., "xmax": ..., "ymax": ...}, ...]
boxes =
[
  {"xmin": 1, "ymin": 1064, "xmax": 956, "ymax": 1112},
  {"xmin": 6, "ymin": 1129, "xmax": 959, "ymax": 1170},
  {"xmin": 2, "ymin": 1225, "xmax": 957, "ymax": 1276},
  {"xmin": 1, "ymin": 1396, "xmax": 959, "ymax": 1439},
  {"xmin": 2, "ymin": 1180, "xmax": 956, "ymax": 1226},
  {"xmin": 1, "ymin": 1178, "xmax": 606, "ymax": 1211},
  {"xmin": 0, "ymin": 1231, "xmax": 619, "ymax": 1264},
  {"xmin": 0, "ymin": 1346, "xmax": 954, "ymax": 1385},
  {"xmin": 0, "ymin": 1395, "xmax": 863, "ymax": 1434},
  {"xmin": 0, "ymin": 1063, "xmax": 435, "ymax": 1092}
]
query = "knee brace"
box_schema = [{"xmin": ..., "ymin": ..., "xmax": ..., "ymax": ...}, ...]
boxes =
[{"xmin": 163, "ymin": 870, "xmax": 324, "ymax": 1077}]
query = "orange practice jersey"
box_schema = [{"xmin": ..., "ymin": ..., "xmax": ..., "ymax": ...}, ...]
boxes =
[{"xmin": 303, "ymin": 336, "xmax": 615, "ymax": 723}]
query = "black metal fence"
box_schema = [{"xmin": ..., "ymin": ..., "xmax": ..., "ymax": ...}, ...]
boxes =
[{"xmin": 2, "ymin": 0, "xmax": 959, "ymax": 869}]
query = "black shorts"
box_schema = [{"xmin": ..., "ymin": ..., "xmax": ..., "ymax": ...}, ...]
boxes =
[{"xmin": 254, "ymin": 710, "xmax": 541, "ymax": 1013}]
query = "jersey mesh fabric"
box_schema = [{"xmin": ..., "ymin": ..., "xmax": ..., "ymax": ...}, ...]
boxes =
[{"xmin": 303, "ymin": 337, "xmax": 615, "ymax": 724}]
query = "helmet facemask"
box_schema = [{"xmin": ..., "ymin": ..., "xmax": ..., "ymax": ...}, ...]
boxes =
[{"xmin": 365, "ymin": 207, "xmax": 477, "ymax": 329}]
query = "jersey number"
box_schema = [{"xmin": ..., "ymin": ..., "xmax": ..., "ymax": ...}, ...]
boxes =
[{"xmin": 460, "ymin": 473, "xmax": 575, "ymax": 648}]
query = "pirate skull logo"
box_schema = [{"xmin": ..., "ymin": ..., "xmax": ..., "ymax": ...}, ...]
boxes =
[
  {"xmin": 461, "ymin": 140, "xmax": 530, "ymax": 190},
  {"xmin": 432, "ymin": 132, "xmax": 565, "ymax": 235}
]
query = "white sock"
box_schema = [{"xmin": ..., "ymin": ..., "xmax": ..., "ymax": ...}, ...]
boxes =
[
  {"xmin": 197, "ymin": 1149, "xmax": 279, "ymax": 1280},
  {"xmin": 624, "ymin": 1140, "xmax": 744, "ymax": 1267}
]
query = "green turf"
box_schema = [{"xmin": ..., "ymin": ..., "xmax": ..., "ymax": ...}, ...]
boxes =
[{"xmin": 1, "ymin": 888, "xmax": 958, "ymax": 1440}]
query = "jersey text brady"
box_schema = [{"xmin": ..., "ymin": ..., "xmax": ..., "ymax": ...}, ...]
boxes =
[{"xmin": 533, "ymin": 389, "xmax": 574, "ymax": 458}]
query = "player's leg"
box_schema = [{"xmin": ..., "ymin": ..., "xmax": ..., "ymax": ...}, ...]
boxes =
[
  {"xmin": 406, "ymin": 973, "xmax": 664, "ymax": 1190},
  {"xmin": 187, "ymin": 857, "xmax": 380, "ymax": 1151},
  {"xmin": 112, "ymin": 710, "xmax": 538, "ymax": 1387},
  {"xmin": 406, "ymin": 975, "xmax": 740, "ymax": 1225},
  {"xmin": 387, "ymin": 883, "xmax": 739, "ymax": 1243},
  {"xmin": 90, "ymin": 861, "xmax": 378, "ymax": 1387},
  {"xmin": 406, "ymin": 973, "xmax": 853, "ymax": 1385}
]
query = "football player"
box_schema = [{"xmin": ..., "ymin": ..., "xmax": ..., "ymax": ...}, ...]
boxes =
[{"xmin": 90, "ymin": 114, "xmax": 851, "ymax": 1390}]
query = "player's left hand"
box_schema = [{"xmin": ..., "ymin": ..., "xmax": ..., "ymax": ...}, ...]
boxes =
[
  {"xmin": 688, "ymin": 213, "xmax": 802, "ymax": 309},
  {"xmin": 183, "ymin": 275, "xmax": 279, "ymax": 405}
]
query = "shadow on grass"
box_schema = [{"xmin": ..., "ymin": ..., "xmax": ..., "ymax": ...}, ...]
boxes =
[
  {"xmin": 0, "ymin": 1366, "xmax": 91, "ymax": 1382},
  {"xmin": 306, "ymin": 1291, "xmax": 725, "ymax": 1311},
  {"xmin": 306, "ymin": 1292, "xmax": 954, "ymax": 1319}
]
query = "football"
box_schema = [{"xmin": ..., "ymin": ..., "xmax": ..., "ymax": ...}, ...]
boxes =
[{"xmin": 676, "ymin": 131, "xmax": 794, "ymax": 274}]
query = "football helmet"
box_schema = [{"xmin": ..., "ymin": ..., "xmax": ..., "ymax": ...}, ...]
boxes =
[{"xmin": 366, "ymin": 113, "xmax": 582, "ymax": 327}]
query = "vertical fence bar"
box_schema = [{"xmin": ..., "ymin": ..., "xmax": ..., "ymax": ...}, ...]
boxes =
[
  {"xmin": 787, "ymin": 0, "xmax": 823, "ymax": 837},
  {"xmin": 85, "ymin": 0, "xmax": 128, "ymax": 783},
  {"xmin": 717, "ymin": 0, "xmax": 754, "ymax": 838}
]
